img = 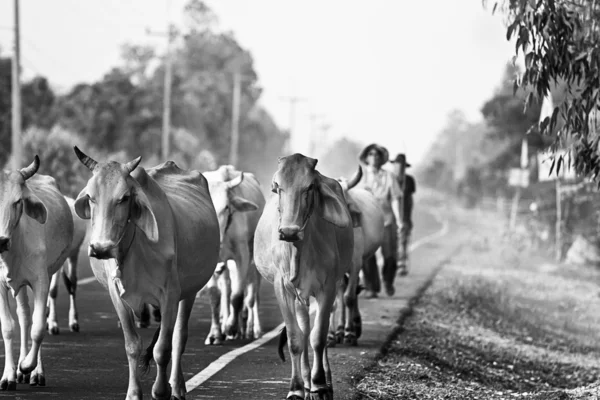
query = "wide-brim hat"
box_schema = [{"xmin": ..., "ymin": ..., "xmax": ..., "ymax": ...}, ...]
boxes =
[
  {"xmin": 391, "ymin": 153, "xmax": 411, "ymax": 168},
  {"xmin": 359, "ymin": 143, "xmax": 389, "ymax": 164}
]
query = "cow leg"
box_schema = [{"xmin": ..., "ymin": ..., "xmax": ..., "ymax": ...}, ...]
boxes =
[
  {"xmin": 0, "ymin": 283, "xmax": 17, "ymax": 390},
  {"xmin": 252, "ymin": 276, "xmax": 263, "ymax": 339},
  {"xmin": 19, "ymin": 275, "xmax": 49, "ymax": 376},
  {"xmin": 204, "ymin": 274, "xmax": 223, "ymax": 345},
  {"xmin": 108, "ymin": 283, "xmax": 143, "ymax": 400},
  {"xmin": 15, "ymin": 289, "xmax": 31, "ymax": 385},
  {"xmin": 152, "ymin": 292, "xmax": 179, "ymax": 400},
  {"xmin": 218, "ymin": 263, "xmax": 231, "ymax": 334},
  {"xmin": 225, "ymin": 250, "xmax": 250, "ymax": 340},
  {"xmin": 169, "ymin": 294, "xmax": 196, "ymax": 400},
  {"xmin": 29, "ymin": 344, "xmax": 45, "ymax": 386},
  {"xmin": 344, "ymin": 259, "xmax": 361, "ymax": 346},
  {"xmin": 63, "ymin": 254, "xmax": 80, "ymax": 332},
  {"xmin": 327, "ymin": 290, "xmax": 342, "ymax": 348},
  {"xmin": 361, "ymin": 254, "xmax": 380, "ymax": 298},
  {"xmin": 46, "ymin": 269, "xmax": 60, "ymax": 335},
  {"xmin": 309, "ymin": 288, "xmax": 336, "ymax": 399},
  {"xmin": 244, "ymin": 264, "xmax": 261, "ymax": 340},
  {"xmin": 296, "ymin": 299, "xmax": 311, "ymax": 396},
  {"xmin": 274, "ymin": 276, "xmax": 305, "ymax": 399}
]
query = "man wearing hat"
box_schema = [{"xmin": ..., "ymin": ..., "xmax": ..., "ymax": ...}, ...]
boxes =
[
  {"xmin": 357, "ymin": 143, "xmax": 403, "ymax": 297},
  {"xmin": 391, "ymin": 153, "xmax": 417, "ymax": 276}
]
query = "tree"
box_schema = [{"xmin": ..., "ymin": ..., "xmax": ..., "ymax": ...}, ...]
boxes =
[
  {"xmin": 489, "ymin": 0, "xmax": 600, "ymax": 178},
  {"xmin": 0, "ymin": 51, "xmax": 58, "ymax": 167}
]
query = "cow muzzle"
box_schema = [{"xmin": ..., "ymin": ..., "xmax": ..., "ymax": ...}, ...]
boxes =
[
  {"xmin": 0, "ymin": 236, "xmax": 11, "ymax": 253},
  {"xmin": 89, "ymin": 241, "xmax": 118, "ymax": 260},
  {"xmin": 278, "ymin": 226, "xmax": 304, "ymax": 242}
]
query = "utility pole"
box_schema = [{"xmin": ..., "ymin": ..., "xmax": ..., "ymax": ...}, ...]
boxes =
[
  {"xmin": 308, "ymin": 113, "xmax": 323, "ymax": 156},
  {"xmin": 11, "ymin": 0, "xmax": 21, "ymax": 170},
  {"xmin": 146, "ymin": 24, "xmax": 178, "ymax": 160},
  {"xmin": 229, "ymin": 71, "xmax": 242, "ymax": 166},
  {"xmin": 279, "ymin": 95, "xmax": 306, "ymax": 154}
]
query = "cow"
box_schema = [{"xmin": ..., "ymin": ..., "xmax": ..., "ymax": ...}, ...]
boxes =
[
  {"xmin": 202, "ymin": 165, "xmax": 265, "ymax": 345},
  {"xmin": 328, "ymin": 166, "xmax": 384, "ymax": 347},
  {"xmin": 46, "ymin": 196, "xmax": 88, "ymax": 335},
  {"xmin": 73, "ymin": 147, "xmax": 220, "ymax": 400},
  {"xmin": 254, "ymin": 154, "xmax": 354, "ymax": 400},
  {"xmin": 0, "ymin": 156, "xmax": 74, "ymax": 390}
]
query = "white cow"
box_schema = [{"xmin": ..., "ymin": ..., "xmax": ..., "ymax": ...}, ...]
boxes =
[
  {"xmin": 73, "ymin": 147, "xmax": 220, "ymax": 400},
  {"xmin": 0, "ymin": 156, "xmax": 74, "ymax": 390},
  {"xmin": 254, "ymin": 154, "xmax": 354, "ymax": 400},
  {"xmin": 46, "ymin": 196, "xmax": 88, "ymax": 335},
  {"xmin": 329, "ymin": 166, "xmax": 384, "ymax": 346},
  {"xmin": 202, "ymin": 165, "xmax": 265, "ymax": 344}
]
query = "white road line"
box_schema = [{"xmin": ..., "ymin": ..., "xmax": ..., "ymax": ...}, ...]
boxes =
[
  {"xmin": 185, "ymin": 209, "xmax": 450, "ymax": 394},
  {"xmin": 78, "ymin": 276, "xmax": 97, "ymax": 286}
]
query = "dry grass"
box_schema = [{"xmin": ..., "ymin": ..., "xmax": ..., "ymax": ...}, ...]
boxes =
[{"xmin": 356, "ymin": 233, "xmax": 600, "ymax": 400}]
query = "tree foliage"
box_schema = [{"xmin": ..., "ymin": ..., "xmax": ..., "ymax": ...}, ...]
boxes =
[
  {"xmin": 1, "ymin": 0, "xmax": 287, "ymax": 189},
  {"xmin": 489, "ymin": 0, "xmax": 600, "ymax": 179}
]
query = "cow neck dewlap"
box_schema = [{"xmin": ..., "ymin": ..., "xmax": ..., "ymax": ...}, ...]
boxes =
[{"xmin": 0, "ymin": 220, "xmax": 36, "ymax": 288}]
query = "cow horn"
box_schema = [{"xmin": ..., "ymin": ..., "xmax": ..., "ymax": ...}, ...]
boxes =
[
  {"xmin": 74, "ymin": 146, "xmax": 98, "ymax": 171},
  {"xmin": 19, "ymin": 155, "xmax": 40, "ymax": 181},
  {"xmin": 227, "ymin": 172, "xmax": 244, "ymax": 189},
  {"xmin": 125, "ymin": 156, "xmax": 142, "ymax": 174},
  {"xmin": 347, "ymin": 165, "xmax": 363, "ymax": 189}
]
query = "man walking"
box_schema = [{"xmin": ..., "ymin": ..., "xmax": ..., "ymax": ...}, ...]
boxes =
[
  {"xmin": 391, "ymin": 153, "xmax": 416, "ymax": 276},
  {"xmin": 357, "ymin": 143, "xmax": 403, "ymax": 297}
]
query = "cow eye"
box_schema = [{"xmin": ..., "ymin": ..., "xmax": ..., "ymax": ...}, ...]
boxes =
[
  {"xmin": 118, "ymin": 195, "xmax": 130, "ymax": 204},
  {"xmin": 271, "ymin": 182, "xmax": 279, "ymax": 194}
]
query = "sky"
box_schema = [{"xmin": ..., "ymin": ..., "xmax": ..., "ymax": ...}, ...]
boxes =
[{"xmin": 0, "ymin": 0, "xmax": 517, "ymax": 167}]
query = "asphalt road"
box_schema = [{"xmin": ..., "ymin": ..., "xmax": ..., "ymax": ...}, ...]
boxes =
[{"xmin": 1, "ymin": 207, "xmax": 447, "ymax": 400}]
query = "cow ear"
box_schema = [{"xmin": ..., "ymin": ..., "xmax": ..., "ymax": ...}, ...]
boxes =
[
  {"xmin": 316, "ymin": 180, "xmax": 351, "ymax": 228},
  {"xmin": 23, "ymin": 189, "xmax": 47, "ymax": 224},
  {"xmin": 74, "ymin": 187, "xmax": 91, "ymax": 220},
  {"xmin": 132, "ymin": 187, "xmax": 159, "ymax": 243},
  {"xmin": 230, "ymin": 196, "xmax": 258, "ymax": 212}
]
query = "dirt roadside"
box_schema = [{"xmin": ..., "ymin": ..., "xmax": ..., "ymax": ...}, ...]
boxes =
[{"xmin": 355, "ymin": 198, "xmax": 600, "ymax": 400}]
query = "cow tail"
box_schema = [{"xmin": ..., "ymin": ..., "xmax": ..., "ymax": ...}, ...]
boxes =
[
  {"xmin": 278, "ymin": 326, "xmax": 287, "ymax": 362},
  {"xmin": 139, "ymin": 326, "xmax": 161, "ymax": 375}
]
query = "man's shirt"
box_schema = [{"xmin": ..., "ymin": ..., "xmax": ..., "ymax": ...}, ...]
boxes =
[{"xmin": 358, "ymin": 167, "xmax": 402, "ymax": 226}]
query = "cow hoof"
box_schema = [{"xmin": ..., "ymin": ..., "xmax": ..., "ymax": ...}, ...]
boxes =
[
  {"xmin": 254, "ymin": 329, "xmax": 263, "ymax": 339},
  {"xmin": 309, "ymin": 388, "xmax": 332, "ymax": 400},
  {"xmin": 48, "ymin": 324, "xmax": 60, "ymax": 335},
  {"xmin": 335, "ymin": 330, "xmax": 344, "ymax": 344},
  {"xmin": 70, "ymin": 322, "xmax": 80, "ymax": 332},
  {"xmin": 0, "ymin": 379, "xmax": 16, "ymax": 391},
  {"xmin": 205, "ymin": 335, "xmax": 223, "ymax": 345},
  {"xmin": 327, "ymin": 333, "xmax": 337, "ymax": 348},
  {"xmin": 343, "ymin": 335, "xmax": 358, "ymax": 346},
  {"xmin": 17, "ymin": 370, "xmax": 30, "ymax": 384},
  {"xmin": 30, "ymin": 372, "xmax": 45, "ymax": 387}
]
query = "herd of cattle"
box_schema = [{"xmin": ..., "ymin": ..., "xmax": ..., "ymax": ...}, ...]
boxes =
[{"xmin": 0, "ymin": 148, "xmax": 386, "ymax": 400}]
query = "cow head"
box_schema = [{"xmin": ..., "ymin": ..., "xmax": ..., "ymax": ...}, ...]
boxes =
[
  {"xmin": 207, "ymin": 171, "xmax": 258, "ymax": 243},
  {"xmin": 272, "ymin": 153, "xmax": 350, "ymax": 242},
  {"xmin": 73, "ymin": 146, "xmax": 158, "ymax": 261},
  {"xmin": 0, "ymin": 156, "xmax": 47, "ymax": 253}
]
